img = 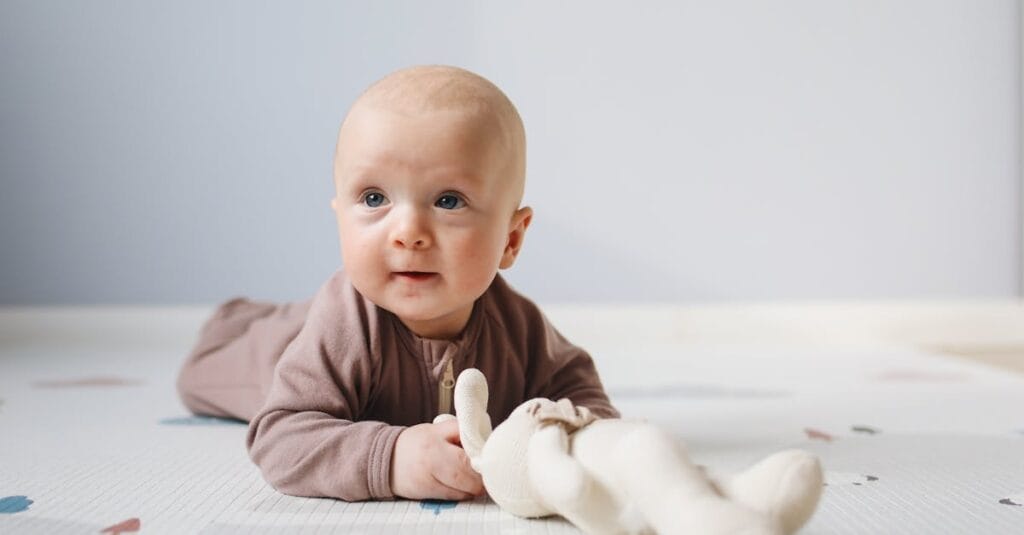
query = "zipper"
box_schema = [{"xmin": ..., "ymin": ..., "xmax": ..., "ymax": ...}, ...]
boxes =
[{"xmin": 437, "ymin": 359, "xmax": 456, "ymax": 416}]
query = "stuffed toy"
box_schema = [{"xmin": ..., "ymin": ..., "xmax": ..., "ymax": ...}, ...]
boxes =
[{"xmin": 435, "ymin": 368, "xmax": 824, "ymax": 535}]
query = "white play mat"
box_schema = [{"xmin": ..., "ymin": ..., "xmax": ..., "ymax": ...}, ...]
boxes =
[{"xmin": 1, "ymin": 307, "xmax": 1022, "ymax": 534}]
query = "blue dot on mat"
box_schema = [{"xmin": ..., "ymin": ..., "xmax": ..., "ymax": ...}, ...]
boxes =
[
  {"xmin": 420, "ymin": 499, "xmax": 457, "ymax": 515},
  {"xmin": 160, "ymin": 415, "xmax": 246, "ymax": 426},
  {"xmin": 0, "ymin": 496, "xmax": 33, "ymax": 514}
]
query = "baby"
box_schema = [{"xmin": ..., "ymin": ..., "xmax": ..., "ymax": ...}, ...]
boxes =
[{"xmin": 177, "ymin": 65, "xmax": 618, "ymax": 502}]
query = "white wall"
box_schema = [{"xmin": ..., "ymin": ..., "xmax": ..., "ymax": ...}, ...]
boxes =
[{"xmin": 0, "ymin": 1, "xmax": 1018, "ymax": 304}]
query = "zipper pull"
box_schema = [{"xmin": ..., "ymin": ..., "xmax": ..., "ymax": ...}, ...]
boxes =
[{"xmin": 437, "ymin": 359, "xmax": 456, "ymax": 416}]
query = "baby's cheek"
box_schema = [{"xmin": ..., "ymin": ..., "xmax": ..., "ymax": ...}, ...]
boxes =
[
  {"xmin": 464, "ymin": 229, "xmax": 505, "ymax": 264},
  {"xmin": 341, "ymin": 232, "xmax": 377, "ymax": 262},
  {"xmin": 340, "ymin": 242, "xmax": 382, "ymax": 290},
  {"xmin": 456, "ymin": 249, "xmax": 501, "ymax": 288}
]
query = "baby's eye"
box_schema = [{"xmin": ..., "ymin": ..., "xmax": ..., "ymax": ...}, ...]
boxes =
[
  {"xmin": 361, "ymin": 191, "xmax": 388, "ymax": 208},
  {"xmin": 435, "ymin": 194, "xmax": 466, "ymax": 210}
]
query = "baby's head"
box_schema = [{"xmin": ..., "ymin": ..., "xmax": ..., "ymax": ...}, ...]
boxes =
[{"xmin": 331, "ymin": 65, "xmax": 531, "ymax": 339}]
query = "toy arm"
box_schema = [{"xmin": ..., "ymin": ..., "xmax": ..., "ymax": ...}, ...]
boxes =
[
  {"xmin": 527, "ymin": 425, "xmax": 589, "ymax": 507},
  {"xmin": 453, "ymin": 369, "xmax": 492, "ymax": 460},
  {"xmin": 528, "ymin": 425, "xmax": 623, "ymax": 535}
]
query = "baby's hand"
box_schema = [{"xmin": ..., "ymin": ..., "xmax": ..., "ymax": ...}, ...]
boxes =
[{"xmin": 390, "ymin": 418, "xmax": 485, "ymax": 500}]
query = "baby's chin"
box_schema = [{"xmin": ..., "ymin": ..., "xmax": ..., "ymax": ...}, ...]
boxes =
[
  {"xmin": 386, "ymin": 303, "xmax": 463, "ymax": 324},
  {"xmin": 384, "ymin": 300, "xmax": 475, "ymax": 339}
]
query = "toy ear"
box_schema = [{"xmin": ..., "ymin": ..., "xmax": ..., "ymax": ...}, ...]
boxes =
[{"xmin": 454, "ymin": 368, "xmax": 492, "ymax": 461}]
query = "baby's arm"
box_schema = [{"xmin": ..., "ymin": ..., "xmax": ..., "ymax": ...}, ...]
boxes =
[
  {"xmin": 530, "ymin": 318, "xmax": 620, "ymax": 419},
  {"xmin": 245, "ymin": 340, "xmax": 402, "ymax": 501},
  {"xmin": 249, "ymin": 385, "xmax": 481, "ymax": 501},
  {"xmin": 245, "ymin": 283, "xmax": 481, "ymax": 501},
  {"xmin": 242, "ymin": 282, "xmax": 401, "ymax": 501}
]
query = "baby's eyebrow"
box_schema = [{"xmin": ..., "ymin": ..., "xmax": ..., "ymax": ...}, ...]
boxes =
[
  {"xmin": 338, "ymin": 169, "xmax": 383, "ymax": 190},
  {"xmin": 427, "ymin": 167, "xmax": 487, "ymax": 188}
]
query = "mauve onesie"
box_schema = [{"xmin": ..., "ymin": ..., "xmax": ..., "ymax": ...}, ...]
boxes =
[{"xmin": 177, "ymin": 269, "xmax": 618, "ymax": 501}]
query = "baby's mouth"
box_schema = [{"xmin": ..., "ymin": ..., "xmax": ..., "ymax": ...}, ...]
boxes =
[{"xmin": 393, "ymin": 271, "xmax": 438, "ymax": 282}]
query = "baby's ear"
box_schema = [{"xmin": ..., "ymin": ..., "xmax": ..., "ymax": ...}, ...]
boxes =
[
  {"xmin": 499, "ymin": 206, "xmax": 533, "ymax": 270},
  {"xmin": 455, "ymin": 368, "xmax": 492, "ymax": 460}
]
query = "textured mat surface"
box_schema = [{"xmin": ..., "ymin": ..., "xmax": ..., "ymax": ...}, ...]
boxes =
[{"xmin": 1, "ymin": 314, "xmax": 1023, "ymax": 534}]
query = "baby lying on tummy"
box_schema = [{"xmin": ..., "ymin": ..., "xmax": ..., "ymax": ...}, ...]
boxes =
[{"xmin": 177, "ymin": 65, "xmax": 619, "ymax": 502}]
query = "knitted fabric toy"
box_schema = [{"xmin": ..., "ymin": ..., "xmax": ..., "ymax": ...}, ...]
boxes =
[{"xmin": 435, "ymin": 368, "xmax": 823, "ymax": 535}]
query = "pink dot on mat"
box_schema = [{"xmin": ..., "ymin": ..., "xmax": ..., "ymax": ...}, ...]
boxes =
[
  {"xmin": 100, "ymin": 517, "xmax": 141, "ymax": 533},
  {"xmin": 804, "ymin": 428, "xmax": 834, "ymax": 442},
  {"xmin": 873, "ymin": 369, "xmax": 968, "ymax": 382},
  {"xmin": 33, "ymin": 377, "xmax": 144, "ymax": 388}
]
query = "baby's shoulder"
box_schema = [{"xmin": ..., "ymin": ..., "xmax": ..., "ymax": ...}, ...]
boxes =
[
  {"xmin": 482, "ymin": 274, "xmax": 550, "ymax": 335},
  {"xmin": 303, "ymin": 269, "xmax": 381, "ymax": 340}
]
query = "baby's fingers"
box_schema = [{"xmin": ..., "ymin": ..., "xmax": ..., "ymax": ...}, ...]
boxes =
[
  {"xmin": 434, "ymin": 417, "xmax": 463, "ymax": 446},
  {"xmin": 433, "ymin": 445, "xmax": 485, "ymax": 497},
  {"xmin": 428, "ymin": 475, "xmax": 477, "ymax": 501}
]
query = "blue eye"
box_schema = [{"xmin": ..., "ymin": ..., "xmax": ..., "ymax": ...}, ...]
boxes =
[
  {"xmin": 435, "ymin": 194, "xmax": 465, "ymax": 210},
  {"xmin": 362, "ymin": 191, "xmax": 387, "ymax": 208}
]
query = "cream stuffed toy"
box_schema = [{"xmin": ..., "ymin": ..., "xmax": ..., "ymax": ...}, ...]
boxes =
[{"xmin": 435, "ymin": 368, "xmax": 824, "ymax": 535}]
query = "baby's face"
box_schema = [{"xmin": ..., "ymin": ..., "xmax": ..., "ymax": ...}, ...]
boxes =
[{"xmin": 332, "ymin": 105, "xmax": 530, "ymax": 339}]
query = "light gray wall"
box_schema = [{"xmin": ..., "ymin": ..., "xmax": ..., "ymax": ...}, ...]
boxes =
[{"xmin": 0, "ymin": 0, "xmax": 1018, "ymax": 304}]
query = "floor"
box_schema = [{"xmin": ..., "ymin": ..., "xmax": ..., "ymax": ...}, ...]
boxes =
[
  {"xmin": 1, "ymin": 308, "xmax": 1023, "ymax": 534},
  {"xmin": 938, "ymin": 346, "xmax": 1024, "ymax": 375}
]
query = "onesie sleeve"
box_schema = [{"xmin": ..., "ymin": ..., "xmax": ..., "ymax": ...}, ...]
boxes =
[
  {"xmin": 246, "ymin": 275, "xmax": 403, "ymax": 501},
  {"xmin": 529, "ymin": 317, "xmax": 620, "ymax": 419}
]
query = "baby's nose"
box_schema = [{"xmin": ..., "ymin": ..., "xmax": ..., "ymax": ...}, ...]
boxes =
[
  {"xmin": 395, "ymin": 235, "xmax": 428, "ymax": 248},
  {"xmin": 390, "ymin": 210, "xmax": 432, "ymax": 249}
]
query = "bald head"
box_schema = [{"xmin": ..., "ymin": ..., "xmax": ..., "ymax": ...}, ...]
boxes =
[
  {"xmin": 356, "ymin": 65, "xmax": 521, "ymax": 123},
  {"xmin": 334, "ymin": 65, "xmax": 527, "ymax": 205}
]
